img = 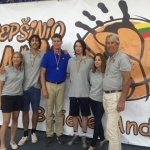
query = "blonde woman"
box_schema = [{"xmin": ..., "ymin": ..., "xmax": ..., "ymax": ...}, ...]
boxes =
[{"xmin": 0, "ymin": 52, "xmax": 24, "ymax": 150}]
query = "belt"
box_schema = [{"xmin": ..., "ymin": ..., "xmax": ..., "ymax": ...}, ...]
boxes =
[
  {"xmin": 46, "ymin": 81, "xmax": 64, "ymax": 84},
  {"xmin": 104, "ymin": 90, "xmax": 122, "ymax": 94}
]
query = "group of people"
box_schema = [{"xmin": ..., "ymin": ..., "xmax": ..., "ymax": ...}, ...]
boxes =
[{"xmin": 0, "ymin": 33, "xmax": 131, "ymax": 150}]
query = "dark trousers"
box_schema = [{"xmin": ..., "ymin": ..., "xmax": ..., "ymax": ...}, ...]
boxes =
[{"xmin": 89, "ymin": 98, "xmax": 105, "ymax": 147}]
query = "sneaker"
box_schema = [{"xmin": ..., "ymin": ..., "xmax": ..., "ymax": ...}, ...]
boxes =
[
  {"xmin": 18, "ymin": 136, "xmax": 29, "ymax": 146},
  {"xmin": 82, "ymin": 136, "xmax": 87, "ymax": 149},
  {"xmin": 44, "ymin": 137, "xmax": 53, "ymax": 147},
  {"xmin": 10, "ymin": 142, "xmax": 18, "ymax": 149},
  {"xmin": 57, "ymin": 135, "xmax": 65, "ymax": 145},
  {"xmin": 31, "ymin": 133, "xmax": 38, "ymax": 143},
  {"xmin": 67, "ymin": 134, "xmax": 80, "ymax": 146}
]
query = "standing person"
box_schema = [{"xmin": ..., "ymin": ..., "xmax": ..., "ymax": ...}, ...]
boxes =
[
  {"xmin": 67, "ymin": 40, "xmax": 93, "ymax": 149},
  {"xmin": 18, "ymin": 35, "xmax": 45, "ymax": 145},
  {"xmin": 103, "ymin": 34, "xmax": 131, "ymax": 150},
  {"xmin": 0, "ymin": 52, "xmax": 24, "ymax": 150},
  {"xmin": 40, "ymin": 34, "xmax": 71, "ymax": 146},
  {"xmin": 88, "ymin": 53, "xmax": 107, "ymax": 150}
]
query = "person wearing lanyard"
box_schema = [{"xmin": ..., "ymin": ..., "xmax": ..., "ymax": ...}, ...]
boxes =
[
  {"xmin": 103, "ymin": 34, "xmax": 131, "ymax": 150},
  {"xmin": 0, "ymin": 52, "xmax": 24, "ymax": 150},
  {"xmin": 40, "ymin": 34, "xmax": 71, "ymax": 146},
  {"xmin": 67, "ymin": 40, "xmax": 93, "ymax": 149},
  {"xmin": 88, "ymin": 53, "xmax": 107, "ymax": 150},
  {"xmin": 18, "ymin": 35, "xmax": 45, "ymax": 146}
]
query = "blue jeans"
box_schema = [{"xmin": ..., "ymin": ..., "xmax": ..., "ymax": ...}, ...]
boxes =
[
  {"xmin": 89, "ymin": 98, "xmax": 105, "ymax": 147},
  {"xmin": 23, "ymin": 87, "xmax": 41, "ymax": 112}
]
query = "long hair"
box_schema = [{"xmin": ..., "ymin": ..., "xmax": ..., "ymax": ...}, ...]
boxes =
[
  {"xmin": 92, "ymin": 53, "xmax": 106, "ymax": 74},
  {"xmin": 74, "ymin": 40, "xmax": 86, "ymax": 56},
  {"xmin": 9, "ymin": 52, "xmax": 24, "ymax": 71}
]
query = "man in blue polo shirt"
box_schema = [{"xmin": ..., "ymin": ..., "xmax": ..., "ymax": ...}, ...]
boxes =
[{"xmin": 40, "ymin": 34, "xmax": 71, "ymax": 146}]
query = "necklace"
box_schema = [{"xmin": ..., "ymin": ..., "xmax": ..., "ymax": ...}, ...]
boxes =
[
  {"xmin": 30, "ymin": 51, "xmax": 39, "ymax": 70},
  {"xmin": 54, "ymin": 52, "xmax": 61, "ymax": 70},
  {"xmin": 105, "ymin": 51, "xmax": 118, "ymax": 76},
  {"xmin": 76, "ymin": 57, "xmax": 83, "ymax": 76}
]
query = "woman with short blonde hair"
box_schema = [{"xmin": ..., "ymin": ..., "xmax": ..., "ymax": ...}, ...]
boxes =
[{"xmin": 0, "ymin": 52, "xmax": 24, "ymax": 150}]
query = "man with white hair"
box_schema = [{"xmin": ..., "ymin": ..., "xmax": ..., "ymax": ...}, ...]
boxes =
[{"xmin": 103, "ymin": 34, "xmax": 131, "ymax": 150}]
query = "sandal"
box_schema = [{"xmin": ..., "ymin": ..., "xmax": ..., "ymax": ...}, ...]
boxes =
[{"xmin": 98, "ymin": 139, "xmax": 107, "ymax": 148}]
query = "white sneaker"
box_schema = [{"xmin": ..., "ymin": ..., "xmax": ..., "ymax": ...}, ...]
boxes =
[
  {"xmin": 18, "ymin": 136, "xmax": 29, "ymax": 146},
  {"xmin": 10, "ymin": 142, "xmax": 18, "ymax": 149},
  {"xmin": 31, "ymin": 133, "xmax": 38, "ymax": 143}
]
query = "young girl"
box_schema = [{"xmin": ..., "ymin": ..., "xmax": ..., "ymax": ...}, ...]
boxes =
[{"xmin": 0, "ymin": 52, "xmax": 24, "ymax": 150}]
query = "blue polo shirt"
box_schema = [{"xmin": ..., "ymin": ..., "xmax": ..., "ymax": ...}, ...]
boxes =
[{"xmin": 41, "ymin": 50, "xmax": 71, "ymax": 82}]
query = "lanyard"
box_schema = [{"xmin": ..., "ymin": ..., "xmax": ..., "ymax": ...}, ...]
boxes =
[
  {"xmin": 106, "ymin": 52, "xmax": 118, "ymax": 75},
  {"xmin": 54, "ymin": 52, "xmax": 61, "ymax": 70},
  {"xmin": 30, "ymin": 51, "xmax": 39, "ymax": 70},
  {"xmin": 76, "ymin": 58, "xmax": 83, "ymax": 74}
]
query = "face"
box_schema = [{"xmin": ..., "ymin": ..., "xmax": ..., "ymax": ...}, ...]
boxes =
[
  {"xmin": 52, "ymin": 37, "xmax": 62, "ymax": 50},
  {"xmin": 30, "ymin": 37, "xmax": 40, "ymax": 50},
  {"xmin": 95, "ymin": 56, "xmax": 102, "ymax": 68},
  {"xmin": 12, "ymin": 53, "xmax": 22, "ymax": 66},
  {"xmin": 75, "ymin": 42, "xmax": 83, "ymax": 55},
  {"xmin": 106, "ymin": 38, "xmax": 119, "ymax": 55}
]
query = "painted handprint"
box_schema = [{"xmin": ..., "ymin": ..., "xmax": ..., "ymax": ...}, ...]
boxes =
[{"xmin": 75, "ymin": 0, "xmax": 150, "ymax": 101}]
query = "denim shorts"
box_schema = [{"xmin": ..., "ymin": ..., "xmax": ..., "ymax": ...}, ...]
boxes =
[{"xmin": 23, "ymin": 87, "xmax": 41, "ymax": 112}]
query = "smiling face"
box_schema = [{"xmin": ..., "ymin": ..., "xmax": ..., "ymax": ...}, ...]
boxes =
[
  {"xmin": 94, "ymin": 55, "xmax": 102, "ymax": 69},
  {"xmin": 30, "ymin": 37, "xmax": 40, "ymax": 50},
  {"xmin": 52, "ymin": 37, "xmax": 62, "ymax": 51},
  {"xmin": 12, "ymin": 53, "xmax": 22, "ymax": 67},
  {"xmin": 106, "ymin": 37, "xmax": 119, "ymax": 56}
]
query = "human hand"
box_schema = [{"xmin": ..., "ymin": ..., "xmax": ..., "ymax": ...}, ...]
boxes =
[
  {"xmin": 42, "ymin": 89, "xmax": 48, "ymax": 99},
  {"xmin": 0, "ymin": 67, "xmax": 6, "ymax": 75},
  {"xmin": 117, "ymin": 100, "xmax": 125, "ymax": 112},
  {"xmin": 63, "ymin": 50, "xmax": 68, "ymax": 54}
]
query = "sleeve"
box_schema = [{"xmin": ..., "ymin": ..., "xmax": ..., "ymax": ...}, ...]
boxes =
[
  {"xmin": 67, "ymin": 54, "xmax": 71, "ymax": 60},
  {"xmin": 0, "ymin": 66, "xmax": 7, "ymax": 81},
  {"xmin": 119, "ymin": 54, "xmax": 132, "ymax": 71},
  {"xmin": 89, "ymin": 58, "xmax": 94, "ymax": 69},
  {"xmin": 67, "ymin": 59, "xmax": 71, "ymax": 73},
  {"xmin": 40, "ymin": 53, "xmax": 48, "ymax": 68},
  {"xmin": 89, "ymin": 70, "xmax": 92, "ymax": 84}
]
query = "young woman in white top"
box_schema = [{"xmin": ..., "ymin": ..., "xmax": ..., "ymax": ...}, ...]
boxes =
[
  {"xmin": 88, "ymin": 53, "xmax": 106, "ymax": 150},
  {"xmin": 0, "ymin": 52, "xmax": 24, "ymax": 150}
]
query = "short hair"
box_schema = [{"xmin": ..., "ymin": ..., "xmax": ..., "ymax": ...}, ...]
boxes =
[
  {"xmin": 9, "ymin": 52, "xmax": 24, "ymax": 71},
  {"xmin": 74, "ymin": 40, "xmax": 86, "ymax": 56},
  {"xmin": 52, "ymin": 34, "xmax": 62, "ymax": 41},
  {"xmin": 92, "ymin": 53, "xmax": 106, "ymax": 74},
  {"xmin": 105, "ymin": 34, "xmax": 120, "ymax": 44},
  {"xmin": 28, "ymin": 34, "xmax": 41, "ymax": 48}
]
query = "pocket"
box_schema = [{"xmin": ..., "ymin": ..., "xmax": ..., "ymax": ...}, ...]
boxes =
[{"xmin": 115, "ymin": 92, "xmax": 122, "ymax": 102}]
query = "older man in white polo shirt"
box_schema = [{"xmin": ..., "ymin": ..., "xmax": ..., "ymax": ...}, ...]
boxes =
[{"xmin": 103, "ymin": 34, "xmax": 131, "ymax": 150}]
